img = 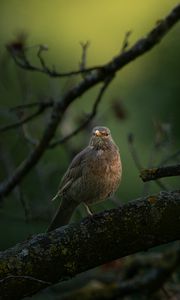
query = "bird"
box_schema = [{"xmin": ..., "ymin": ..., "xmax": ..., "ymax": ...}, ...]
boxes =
[{"xmin": 47, "ymin": 126, "xmax": 122, "ymax": 232}]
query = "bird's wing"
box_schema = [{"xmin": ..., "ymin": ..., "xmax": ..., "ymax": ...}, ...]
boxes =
[{"xmin": 58, "ymin": 146, "xmax": 92, "ymax": 194}]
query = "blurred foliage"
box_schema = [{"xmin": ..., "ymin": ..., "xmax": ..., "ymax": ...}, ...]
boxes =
[{"xmin": 0, "ymin": 1, "xmax": 180, "ymax": 299}]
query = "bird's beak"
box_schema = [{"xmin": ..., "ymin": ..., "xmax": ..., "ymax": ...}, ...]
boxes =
[{"xmin": 95, "ymin": 130, "xmax": 101, "ymax": 137}]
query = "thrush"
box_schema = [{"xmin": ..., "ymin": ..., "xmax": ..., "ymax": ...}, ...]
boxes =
[{"xmin": 47, "ymin": 126, "xmax": 122, "ymax": 232}]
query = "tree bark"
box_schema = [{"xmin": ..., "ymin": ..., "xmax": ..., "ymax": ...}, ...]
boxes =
[
  {"xmin": 0, "ymin": 190, "xmax": 180, "ymax": 300},
  {"xmin": 140, "ymin": 164, "xmax": 180, "ymax": 182}
]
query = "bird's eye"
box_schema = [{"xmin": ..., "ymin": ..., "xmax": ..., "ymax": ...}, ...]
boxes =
[
  {"xmin": 93, "ymin": 129, "xmax": 109, "ymax": 137},
  {"xmin": 102, "ymin": 132, "xmax": 109, "ymax": 136}
]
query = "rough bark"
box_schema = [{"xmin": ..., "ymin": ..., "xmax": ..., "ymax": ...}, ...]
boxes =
[
  {"xmin": 0, "ymin": 190, "xmax": 180, "ymax": 300},
  {"xmin": 140, "ymin": 164, "xmax": 180, "ymax": 182}
]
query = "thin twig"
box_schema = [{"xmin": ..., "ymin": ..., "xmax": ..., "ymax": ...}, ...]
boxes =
[
  {"xmin": 50, "ymin": 76, "xmax": 113, "ymax": 148},
  {"xmin": 37, "ymin": 44, "xmax": 50, "ymax": 73},
  {"xmin": 127, "ymin": 133, "xmax": 143, "ymax": 171},
  {"xmin": 161, "ymin": 286, "xmax": 173, "ymax": 299},
  {"xmin": 155, "ymin": 180, "xmax": 169, "ymax": 191},
  {"xmin": 22, "ymin": 123, "xmax": 38, "ymax": 145},
  {"xmin": 9, "ymin": 47, "xmax": 102, "ymax": 77},
  {"xmin": 159, "ymin": 149, "xmax": 180, "ymax": 167},
  {"xmin": 19, "ymin": 190, "xmax": 31, "ymax": 222},
  {"xmin": 121, "ymin": 30, "xmax": 132, "ymax": 53},
  {"xmin": 0, "ymin": 101, "xmax": 53, "ymax": 132},
  {"xmin": 127, "ymin": 133, "xmax": 169, "ymax": 191},
  {"xmin": 10, "ymin": 99, "xmax": 54, "ymax": 111},
  {"xmin": 79, "ymin": 41, "xmax": 90, "ymax": 71}
]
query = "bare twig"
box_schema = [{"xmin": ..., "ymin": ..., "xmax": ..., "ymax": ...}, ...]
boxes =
[
  {"xmin": 155, "ymin": 180, "xmax": 168, "ymax": 191},
  {"xmin": 79, "ymin": 41, "xmax": 90, "ymax": 71},
  {"xmin": 159, "ymin": 149, "xmax": 180, "ymax": 166},
  {"xmin": 8, "ymin": 44, "xmax": 102, "ymax": 78},
  {"xmin": 19, "ymin": 190, "xmax": 31, "ymax": 222},
  {"xmin": 161, "ymin": 286, "xmax": 173, "ymax": 299},
  {"xmin": 0, "ymin": 5, "xmax": 179, "ymax": 199},
  {"xmin": 127, "ymin": 133, "xmax": 143, "ymax": 171},
  {"xmin": 10, "ymin": 99, "xmax": 54, "ymax": 111},
  {"xmin": 21, "ymin": 123, "xmax": 38, "ymax": 146},
  {"xmin": 128, "ymin": 133, "xmax": 169, "ymax": 191},
  {"xmin": 7, "ymin": 6, "xmax": 180, "ymax": 79},
  {"xmin": 37, "ymin": 44, "xmax": 49, "ymax": 72},
  {"xmin": 50, "ymin": 76, "xmax": 113, "ymax": 148},
  {"xmin": 0, "ymin": 111, "xmax": 42, "ymax": 133},
  {"xmin": 140, "ymin": 164, "xmax": 180, "ymax": 182},
  {"xmin": 0, "ymin": 100, "xmax": 53, "ymax": 133},
  {"xmin": 121, "ymin": 30, "xmax": 132, "ymax": 53}
]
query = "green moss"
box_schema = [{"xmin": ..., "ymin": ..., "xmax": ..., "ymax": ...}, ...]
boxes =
[
  {"xmin": 140, "ymin": 168, "xmax": 158, "ymax": 181},
  {"xmin": 0, "ymin": 260, "xmax": 10, "ymax": 276},
  {"xmin": 61, "ymin": 247, "xmax": 68, "ymax": 255},
  {"xmin": 148, "ymin": 196, "xmax": 157, "ymax": 204},
  {"xmin": 49, "ymin": 244, "xmax": 59, "ymax": 255},
  {"xmin": 64, "ymin": 261, "xmax": 76, "ymax": 274}
]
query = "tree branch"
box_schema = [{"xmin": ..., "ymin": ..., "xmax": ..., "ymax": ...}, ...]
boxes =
[
  {"xmin": 140, "ymin": 164, "xmax": 180, "ymax": 182},
  {"xmin": 79, "ymin": 41, "xmax": 90, "ymax": 72},
  {"xmin": 0, "ymin": 100, "xmax": 53, "ymax": 133},
  {"xmin": 127, "ymin": 133, "xmax": 143, "ymax": 171},
  {"xmin": 128, "ymin": 133, "xmax": 168, "ymax": 191},
  {"xmin": 8, "ymin": 43, "xmax": 102, "ymax": 78},
  {"xmin": 60, "ymin": 245, "xmax": 180, "ymax": 300},
  {"xmin": 9, "ymin": 99, "xmax": 54, "ymax": 111},
  {"xmin": 49, "ymin": 75, "xmax": 113, "ymax": 148},
  {"xmin": 0, "ymin": 190, "xmax": 180, "ymax": 300},
  {"xmin": 0, "ymin": 5, "xmax": 179, "ymax": 199},
  {"xmin": 159, "ymin": 149, "xmax": 180, "ymax": 166}
]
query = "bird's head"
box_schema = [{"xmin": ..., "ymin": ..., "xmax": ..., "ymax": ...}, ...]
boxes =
[
  {"xmin": 89, "ymin": 126, "xmax": 115, "ymax": 150},
  {"xmin": 92, "ymin": 126, "xmax": 111, "ymax": 138}
]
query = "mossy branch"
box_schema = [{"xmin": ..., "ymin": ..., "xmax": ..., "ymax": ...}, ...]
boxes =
[
  {"xmin": 140, "ymin": 164, "xmax": 180, "ymax": 182},
  {"xmin": 0, "ymin": 190, "xmax": 180, "ymax": 300}
]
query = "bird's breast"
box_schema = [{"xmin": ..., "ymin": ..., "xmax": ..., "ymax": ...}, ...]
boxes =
[
  {"xmin": 96, "ymin": 149, "xmax": 104, "ymax": 157},
  {"xmin": 80, "ymin": 147, "xmax": 122, "ymax": 204}
]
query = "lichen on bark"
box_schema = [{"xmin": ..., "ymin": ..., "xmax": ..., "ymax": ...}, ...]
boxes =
[{"xmin": 0, "ymin": 190, "xmax": 180, "ymax": 300}]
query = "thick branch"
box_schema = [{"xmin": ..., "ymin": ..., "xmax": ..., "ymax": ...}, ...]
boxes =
[
  {"xmin": 0, "ymin": 5, "xmax": 179, "ymax": 199},
  {"xmin": 140, "ymin": 164, "xmax": 180, "ymax": 182},
  {"xmin": 0, "ymin": 190, "xmax": 180, "ymax": 300}
]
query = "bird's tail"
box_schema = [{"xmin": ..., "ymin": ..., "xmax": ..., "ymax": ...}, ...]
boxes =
[{"xmin": 47, "ymin": 197, "xmax": 78, "ymax": 232}]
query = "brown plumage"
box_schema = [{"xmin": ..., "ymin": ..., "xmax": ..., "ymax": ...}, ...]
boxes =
[{"xmin": 47, "ymin": 126, "xmax": 122, "ymax": 232}]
